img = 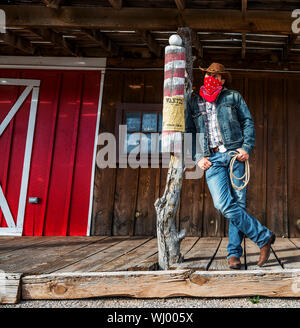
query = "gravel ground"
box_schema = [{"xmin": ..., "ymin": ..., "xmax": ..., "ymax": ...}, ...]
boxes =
[{"xmin": 1, "ymin": 297, "xmax": 300, "ymax": 308}]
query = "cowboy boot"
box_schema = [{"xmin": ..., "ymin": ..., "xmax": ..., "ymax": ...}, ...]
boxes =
[
  {"xmin": 228, "ymin": 256, "xmax": 241, "ymax": 269},
  {"xmin": 257, "ymin": 233, "xmax": 276, "ymax": 267}
]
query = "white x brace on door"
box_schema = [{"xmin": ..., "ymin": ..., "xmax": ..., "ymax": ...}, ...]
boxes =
[{"xmin": 0, "ymin": 78, "xmax": 40, "ymax": 236}]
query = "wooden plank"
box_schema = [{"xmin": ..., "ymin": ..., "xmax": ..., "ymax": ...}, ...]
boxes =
[
  {"xmin": 134, "ymin": 71, "xmax": 162, "ymax": 236},
  {"xmin": 291, "ymin": 238, "xmax": 300, "ymax": 249},
  {"xmin": 208, "ymin": 238, "xmax": 245, "ymax": 271},
  {"xmin": 134, "ymin": 168, "xmax": 160, "ymax": 235},
  {"xmin": 271, "ymin": 238, "xmax": 300, "ymax": 269},
  {"xmin": 174, "ymin": 0, "xmax": 185, "ymax": 11},
  {"xmin": 0, "ymin": 236, "xmax": 107, "ymax": 274},
  {"xmin": 0, "ymin": 30, "xmax": 36, "ymax": 54},
  {"xmin": 113, "ymin": 72, "xmax": 144, "ymax": 236},
  {"xmin": 1, "ymin": 6, "xmax": 293, "ymax": 33},
  {"xmin": 171, "ymin": 237, "xmax": 220, "ymax": 270},
  {"xmin": 0, "ymin": 236, "xmax": 60, "ymax": 255},
  {"xmin": 246, "ymin": 78, "xmax": 267, "ymax": 227},
  {"xmin": 266, "ymin": 78, "xmax": 286, "ymax": 236},
  {"xmin": 108, "ymin": 0, "xmax": 122, "ymax": 10},
  {"xmin": 21, "ymin": 269, "xmax": 300, "ymax": 299},
  {"xmin": 286, "ymin": 78, "xmax": 300, "ymax": 237},
  {"xmin": 54, "ymin": 237, "xmax": 152, "ymax": 272},
  {"xmin": 99, "ymin": 237, "xmax": 157, "ymax": 271},
  {"xmin": 92, "ymin": 71, "xmax": 123, "ymax": 235},
  {"xmin": 134, "ymin": 237, "xmax": 199, "ymax": 271},
  {"xmin": 180, "ymin": 173, "xmax": 204, "ymax": 237},
  {"xmin": 189, "ymin": 270, "xmax": 300, "ymax": 298},
  {"xmin": 0, "ymin": 273, "xmax": 22, "ymax": 304},
  {"xmin": 245, "ymin": 238, "xmax": 282, "ymax": 270},
  {"xmin": 27, "ymin": 236, "xmax": 128, "ymax": 274}
]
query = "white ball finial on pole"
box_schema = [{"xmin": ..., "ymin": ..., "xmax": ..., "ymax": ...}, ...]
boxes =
[{"xmin": 168, "ymin": 34, "xmax": 182, "ymax": 46}]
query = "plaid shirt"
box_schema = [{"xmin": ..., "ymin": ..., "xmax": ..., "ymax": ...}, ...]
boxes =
[{"xmin": 197, "ymin": 98, "xmax": 223, "ymax": 149}]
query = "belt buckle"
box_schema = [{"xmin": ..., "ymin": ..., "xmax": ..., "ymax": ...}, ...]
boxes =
[{"xmin": 218, "ymin": 145, "xmax": 227, "ymax": 153}]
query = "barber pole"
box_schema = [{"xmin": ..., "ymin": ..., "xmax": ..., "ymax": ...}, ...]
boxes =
[{"xmin": 162, "ymin": 34, "xmax": 186, "ymax": 154}]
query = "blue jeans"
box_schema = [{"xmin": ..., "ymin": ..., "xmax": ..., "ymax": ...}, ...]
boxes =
[{"xmin": 205, "ymin": 149, "xmax": 272, "ymax": 259}]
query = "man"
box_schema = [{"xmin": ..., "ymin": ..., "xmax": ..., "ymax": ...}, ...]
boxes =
[{"xmin": 185, "ymin": 62, "xmax": 275, "ymax": 269}]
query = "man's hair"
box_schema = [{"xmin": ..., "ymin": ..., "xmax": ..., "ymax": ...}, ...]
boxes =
[{"xmin": 220, "ymin": 73, "xmax": 230, "ymax": 88}]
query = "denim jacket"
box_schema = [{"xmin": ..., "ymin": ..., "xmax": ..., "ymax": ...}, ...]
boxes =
[{"xmin": 185, "ymin": 87, "xmax": 256, "ymax": 165}]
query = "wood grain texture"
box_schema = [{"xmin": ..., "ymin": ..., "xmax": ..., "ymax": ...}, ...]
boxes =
[
  {"xmin": 246, "ymin": 78, "xmax": 267, "ymax": 227},
  {"xmin": 0, "ymin": 273, "xmax": 22, "ymax": 304},
  {"xmin": 271, "ymin": 238, "xmax": 300, "ymax": 269},
  {"xmin": 245, "ymin": 238, "xmax": 282, "ymax": 270},
  {"xmin": 171, "ymin": 237, "xmax": 220, "ymax": 270},
  {"xmin": 54, "ymin": 237, "xmax": 152, "ymax": 272},
  {"xmin": 286, "ymin": 78, "xmax": 300, "ymax": 237},
  {"xmin": 92, "ymin": 71, "xmax": 123, "ymax": 235},
  {"xmin": 21, "ymin": 269, "xmax": 300, "ymax": 299},
  {"xmin": 0, "ymin": 237, "xmax": 108, "ymax": 274},
  {"xmin": 133, "ymin": 236, "xmax": 198, "ymax": 271},
  {"xmin": 208, "ymin": 237, "xmax": 245, "ymax": 271},
  {"xmin": 180, "ymin": 174, "xmax": 204, "ymax": 236},
  {"xmin": 266, "ymin": 78, "xmax": 286, "ymax": 236}
]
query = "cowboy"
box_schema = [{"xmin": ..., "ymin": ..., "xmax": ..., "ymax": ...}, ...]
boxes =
[{"xmin": 185, "ymin": 62, "xmax": 275, "ymax": 269}]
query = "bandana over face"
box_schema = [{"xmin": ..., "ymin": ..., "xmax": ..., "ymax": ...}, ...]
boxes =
[{"xmin": 200, "ymin": 76, "xmax": 223, "ymax": 102}]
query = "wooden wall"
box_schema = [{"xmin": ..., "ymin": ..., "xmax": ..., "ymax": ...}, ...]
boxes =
[{"xmin": 91, "ymin": 69, "xmax": 300, "ymax": 238}]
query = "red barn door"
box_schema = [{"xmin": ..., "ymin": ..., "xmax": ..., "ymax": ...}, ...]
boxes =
[{"xmin": 0, "ymin": 69, "xmax": 102, "ymax": 236}]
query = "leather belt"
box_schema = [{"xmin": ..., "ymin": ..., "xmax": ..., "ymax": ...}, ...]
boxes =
[{"xmin": 212, "ymin": 146, "xmax": 219, "ymax": 153}]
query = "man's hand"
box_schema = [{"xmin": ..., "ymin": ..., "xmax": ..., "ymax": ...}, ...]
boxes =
[
  {"xmin": 197, "ymin": 157, "xmax": 212, "ymax": 170},
  {"xmin": 236, "ymin": 148, "xmax": 249, "ymax": 162}
]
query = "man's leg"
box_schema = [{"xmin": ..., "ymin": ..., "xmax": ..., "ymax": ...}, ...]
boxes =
[
  {"xmin": 205, "ymin": 151, "xmax": 272, "ymax": 247},
  {"xmin": 226, "ymin": 156, "xmax": 247, "ymax": 260}
]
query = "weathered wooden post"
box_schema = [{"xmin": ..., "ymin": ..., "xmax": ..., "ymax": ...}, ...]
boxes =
[{"xmin": 155, "ymin": 28, "xmax": 193, "ymax": 270}]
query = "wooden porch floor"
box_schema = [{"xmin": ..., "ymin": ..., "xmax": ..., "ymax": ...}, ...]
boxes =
[{"xmin": 1, "ymin": 236, "xmax": 300, "ymax": 303}]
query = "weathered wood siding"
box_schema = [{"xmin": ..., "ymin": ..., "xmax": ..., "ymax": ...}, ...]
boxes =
[{"xmin": 92, "ymin": 70, "xmax": 300, "ymax": 238}]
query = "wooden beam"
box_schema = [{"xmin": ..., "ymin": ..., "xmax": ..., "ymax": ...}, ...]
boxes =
[
  {"xmin": 42, "ymin": 0, "xmax": 64, "ymax": 9},
  {"xmin": 283, "ymin": 34, "xmax": 298, "ymax": 61},
  {"xmin": 30, "ymin": 28, "xmax": 82, "ymax": 57},
  {"xmin": 242, "ymin": 33, "xmax": 246, "ymax": 59},
  {"xmin": 21, "ymin": 269, "xmax": 300, "ymax": 299},
  {"xmin": 81, "ymin": 29, "xmax": 119, "ymax": 56},
  {"xmin": 135, "ymin": 30, "xmax": 161, "ymax": 57},
  {"xmin": 108, "ymin": 0, "xmax": 123, "ymax": 10},
  {"xmin": 0, "ymin": 6, "xmax": 293, "ymax": 33},
  {"xmin": 0, "ymin": 30, "xmax": 36, "ymax": 54},
  {"xmin": 0, "ymin": 273, "xmax": 22, "ymax": 304},
  {"xmin": 242, "ymin": 0, "xmax": 247, "ymax": 19},
  {"xmin": 191, "ymin": 30, "xmax": 203, "ymax": 58},
  {"xmin": 174, "ymin": 0, "xmax": 186, "ymax": 11}
]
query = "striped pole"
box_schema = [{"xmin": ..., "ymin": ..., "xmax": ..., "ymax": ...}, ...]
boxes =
[{"xmin": 162, "ymin": 34, "xmax": 186, "ymax": 155}]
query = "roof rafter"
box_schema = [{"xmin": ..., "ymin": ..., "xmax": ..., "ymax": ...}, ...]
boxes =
[
  {"xmin": 283, "ymin": 34, "xmax": 298, "ymax": 61},
  {"xmin": 191, "ymin": 30, "xmax": 203, "ymax": 58},
  {"xmin": 81, "ymin": 29, "xmax": 120, "ymax": 56},
  {"xmin": 0, "ymin": 6, "xmax": 293, "ymax": 33},
  {"xmin": 0, "ymin": 30, "xmax": 36, "ymax": 54},
  {"xmin": 108, "ymin": 0, "xmax": 123, "ymax": 10},
  {"xmin": 42, "ymin": 0, "xmax": 64, "ymax": 9},
  {"xmin": 135, "ymin": 30, "xmax": 161, "ymax": 57},
  {"xmin": 30, "ymin": 28, "xmax": 82, "ymax": 56},
  {"xmin": 242, "ymin": 0, "xmax": 247, "ymax": 19},
  {"xmin": 174, "ymin": 0, "xmax": 186, "ymax": 11},
  {"xmin": 242, "ymin": 33, "xmax": 246, "ymax": 58}
]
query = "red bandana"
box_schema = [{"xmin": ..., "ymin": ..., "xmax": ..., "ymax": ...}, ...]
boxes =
[{"xmin": 200, "ymin": 76, "xmax": 223, "ymax": 102}]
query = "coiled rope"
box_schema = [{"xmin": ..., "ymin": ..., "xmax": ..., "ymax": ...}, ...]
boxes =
[{"xmin": 228, "ymin": 150, "xmax": 250, "ymax": 191}]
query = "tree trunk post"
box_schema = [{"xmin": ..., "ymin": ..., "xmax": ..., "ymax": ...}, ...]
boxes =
[{"xmin": 155, "ymin": 28, "xmax": 193, "ymax": 270}]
